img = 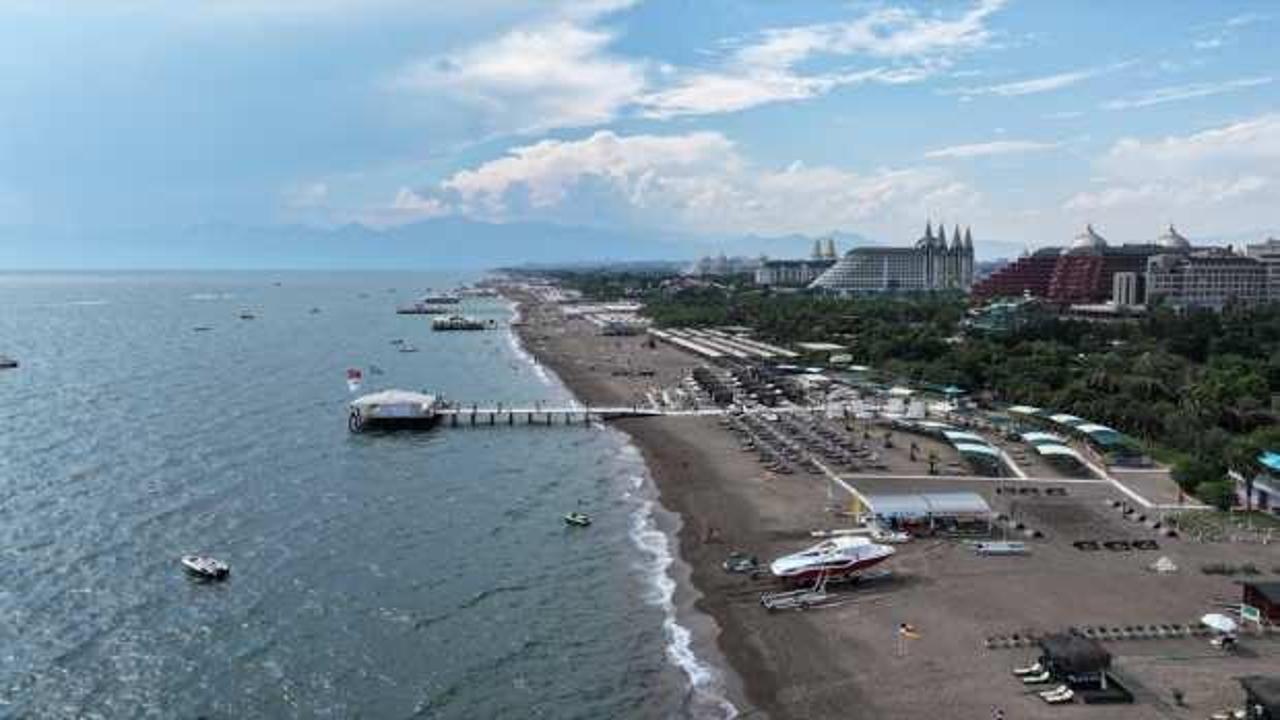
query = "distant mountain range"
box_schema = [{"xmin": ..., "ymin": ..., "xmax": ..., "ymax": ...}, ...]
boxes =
[
  {"xmin": 0, "ymin": 219, "xmax": 880, "ymax": 270},
  {"xmin": 10, "ymin": 218, "xmax": 1262, "ymax": 270}
]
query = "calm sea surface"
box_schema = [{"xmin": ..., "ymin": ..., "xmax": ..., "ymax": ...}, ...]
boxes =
[{"xmin": 0, "ymin": 272, "xmax": 732, "ymax": 719}]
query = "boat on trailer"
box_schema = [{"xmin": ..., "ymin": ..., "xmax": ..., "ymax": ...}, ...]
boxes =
[
  {"xmin": 181, "ymin": 555, "xmax": 230, "ymax": 580},
  {"xmin": 768, "ymin": 535, "xmax": 894, "ymax": 585},
  {"xmin": 348, "ymin": 389, "xmax": 442, "ymax": 432}
]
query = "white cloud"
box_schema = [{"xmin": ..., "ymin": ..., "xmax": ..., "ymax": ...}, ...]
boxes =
[
  {"xmin": 1063, "ymin": 115, "xmax": 1280, "ymax": 232},
  {"xmin": 924, "ymin": 139, "xmax": 1058, "ymax": 159},
  {"xmin": 392, "ymin": 0, "xmax": 1009, "ymax": 128},
  {"xmin": 396, "ymin": 130, "xmax": 974, "ymax": 236},
  {"xmin": 394, "ymin": 20, "xmax": 645, "ymax": 133},
  {"xmin": 284, "ymin": 182, "xmax": 329, "ymax": 209},
  {"xmin": 642, "ymin": 0, "xmax": 1007, "ymax": 118},
  {"xmin": 946, "ymin": 62, "xmax": 1128, "ymax": 98},
  {"xmin": 1193, "ymin": 36, "xmax": 1225, "ymax": 50},
  {"xmin": 1102, "ymin": 76, "xmax": 1272, "ymax": 110}
]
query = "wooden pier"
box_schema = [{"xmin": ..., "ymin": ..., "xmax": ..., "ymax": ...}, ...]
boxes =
[
  {"xmin": 435, "ymin": 405, "xmax": 665, "ymax": 428},
  {"xmin": 433, "ymin": 403, "xmax": 844, "ymax": 429}
]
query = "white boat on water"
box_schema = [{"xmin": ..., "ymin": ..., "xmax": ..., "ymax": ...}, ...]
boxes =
[
  {"xmin": 395, "ymin": 302, "xmax": 447, "ymax": 315},
  {"xmin": 432, "ymin": 314, "xmax": 488, "ymax": 331},
  {"xmin": 181, "ymin": 555, "xmax": 230, "ymax": 580},
  {"xmin": 349, "ymin": 389, "xmax": 442, "ymax": 432},
  {"xmin": 769, "ymin": 536, "xmax": 894, "ymax": 584},
  {"xmin": 420, "ymin": 290, "xmax": 461, "ymax": 305}
]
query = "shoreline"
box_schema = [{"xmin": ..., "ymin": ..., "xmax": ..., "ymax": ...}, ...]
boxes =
[{"xmin": 502, "ymin": 293, "xmax": 748, "ymax": 718}]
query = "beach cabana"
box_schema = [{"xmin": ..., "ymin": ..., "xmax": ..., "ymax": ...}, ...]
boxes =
[
  {"xmin": 1038, "ymin": 634, "xmax": 1111, "ymax": 688},
  {"xmin": 1239, "ymin": 676, "xmax": 1280, "ymax": 719}
]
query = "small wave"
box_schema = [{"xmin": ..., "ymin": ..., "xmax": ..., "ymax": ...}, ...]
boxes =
[
  {"xmin": 503, "ymin": 301, "xmax": 554, "ymax": 387},
  {"xmin": 34, "ymin": 299, "xmax": 110, "ymax": 308},
  {"xmin": 628, "ymin": 472, "xmax": 738, "ymax": 719},
  {"xmin": 458, "ymin": 583, "xmax": 529, "ymax": 611}
]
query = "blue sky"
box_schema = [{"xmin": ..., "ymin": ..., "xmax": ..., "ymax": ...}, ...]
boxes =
[{"xmin": 1, "ymin": 0, "xmax": 1278, "ymax": 261}]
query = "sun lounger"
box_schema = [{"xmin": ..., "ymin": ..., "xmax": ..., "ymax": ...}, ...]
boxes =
[
  {"xmin": 1038, "ymin": 685, "xmax": 1069, "ymax": 699},
  {"xmin": 1041, "ymin": 688, "xmax": 1073, "ymax": 704}
]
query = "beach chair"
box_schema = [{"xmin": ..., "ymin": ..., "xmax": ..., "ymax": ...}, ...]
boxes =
[
  {"xmin": 1008, "ymin": 661, "xmax": 1039, "ymax": 676},
  {"xmin": 1040, "ymin": 688, "xmax": 1073, "ymax": 704},
  {"xmin": 1037, "ymin": 685, "xmax": 1069, "ymax": 699},
  {"xmin": 1021, "ymin": 670, "xmax": 1052, "ymax": 684}
]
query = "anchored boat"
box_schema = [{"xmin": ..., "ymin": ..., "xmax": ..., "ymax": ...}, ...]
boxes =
[
  {"xmin": 395, "ymin": 302, "xmax": 447, "ymax": 315},
  {"xmin": 349, "ymin": 389, "xmax": 442, "ymax": 432},
  {"xmin": 431, "ymin": 314, "xmax": 488, "ymax": 331},
  {"xmin": 564, "ymin": 511, "xmax": 592, "ymax": 527},
  {"xmin": 181, "ymin": 555, "xmax": 230, "ymax": 581},
  {"xmin": 0, "ymin": 355, "xmax": 17, "ymax": 369},
  {"xmin": 420, "ymin": 290, "xmax": 461, "ymax": 305}
]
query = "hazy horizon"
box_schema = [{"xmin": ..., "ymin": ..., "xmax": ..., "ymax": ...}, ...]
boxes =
[{"xmin": 1, "ymin": 0, "xmax": 1278, "ymax": 267}]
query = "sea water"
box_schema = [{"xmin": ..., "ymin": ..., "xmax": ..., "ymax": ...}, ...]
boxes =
[{"xmin": 0, "ymin": 271, "xmax": 734, "ymax": 719}]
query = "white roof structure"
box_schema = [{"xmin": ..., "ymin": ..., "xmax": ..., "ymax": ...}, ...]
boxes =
[
  {"xmin": 1034, "ymin": 444, "xmax": 1082, "ymax": 459},
  {"xmin": 1075, "ymin": 423, "xmax": 1115, "ymax": 435},
  {"xmin": 350, "ymin": 390, "xmax": 438, "ymax": 408},
  {"xmin": 1021, "ymin": 431, "xmax": 1065, "ymax": 445},
  {"xmin": 955, "ymin": 442, "xmax": 1001, "ymax": 457},
  {"xmin": 864, "ymin": 492, "xmax": 992, "ymax": 519},
  {"xmin": 1007, "ymin": 405, "xmax": 1042, "ymax": 415},
  {"xmin": 887, "ymin": 386, "xmax": 915, "ymax": 397},
  {"xmin": 943, "ymin": 430, "xmax": 988, "ymax": 444},
  {"xmin": 1048, "ymin": 413, "xmax": 1085, "ymax": 426}
]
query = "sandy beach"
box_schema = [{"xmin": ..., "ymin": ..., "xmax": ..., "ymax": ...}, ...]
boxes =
[{"xmin": 506, "ymin": 288, "xmax": 1280, "ymax": 720}]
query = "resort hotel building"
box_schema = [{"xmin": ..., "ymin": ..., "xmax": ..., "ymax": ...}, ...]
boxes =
[
  {"xmin": 809, "ymin": 222, "xmax": 976, "ymax": 294},
  {"xmin": 973, "ymin": 224, "xmax": 1280, "ymax": 311}
]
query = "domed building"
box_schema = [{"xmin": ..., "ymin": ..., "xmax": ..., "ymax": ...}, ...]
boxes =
[
  {"xmin": 1063, "ymin": 224, "xmax": 1109, "ymax": 255},
  {"xmin": 1156, "ymin": 224, "xmax": 1192, "ymax": 251},
  {"xmin": 973, "ymin": 224, "xmax": 1193, "ymax": 305}
]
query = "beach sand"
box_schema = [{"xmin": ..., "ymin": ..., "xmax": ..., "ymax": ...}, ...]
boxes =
[{"xmin": 506, "ymin": 289, "xmax": 1280, "ymax": 720}]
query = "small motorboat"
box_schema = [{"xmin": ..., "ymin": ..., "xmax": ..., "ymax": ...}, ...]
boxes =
[
  {"xmin": 0, "ymin": 355, "xmax": 19, "ymax": 369},
  {"xmin": 398, "ymin": 344, "xmax": 419, "ymax": 353},
  {"xmin": 238, "ymin": 310, "xmax": 256, "ymax": 320},
  {"xmin": 192, "ymin": 326, "xmax": 213, "ymax": 332},
  {"xmin": 564, "ymin": 511, "xmax": 592, "ymax": 527},
  {"xmin": 181, "ymin": 555, "xmax": 230, "ymax": 580},
  {"xmin": 769, "ymin": 536, "xmax": 894, "ymax": 585}
]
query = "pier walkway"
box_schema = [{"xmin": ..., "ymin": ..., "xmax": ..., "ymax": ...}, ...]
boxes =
[{"xmin": 434, "ymin": 403, "xmax": 846, "ymax": 427}]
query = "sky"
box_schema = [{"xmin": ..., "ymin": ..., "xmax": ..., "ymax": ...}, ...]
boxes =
[{"xmin": 1, "ymin": 0, "xmax": 1278, "ymax": 263}]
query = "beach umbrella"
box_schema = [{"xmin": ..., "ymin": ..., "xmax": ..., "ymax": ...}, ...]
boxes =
[{"xmin": 1200, "ymin": 613, "xmax": 1237, "ymax": 634}]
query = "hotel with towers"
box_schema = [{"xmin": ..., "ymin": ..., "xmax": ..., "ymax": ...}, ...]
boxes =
[{"xmin": 810, "ymin": 221, "xmax": 976, "ymax": 294}]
